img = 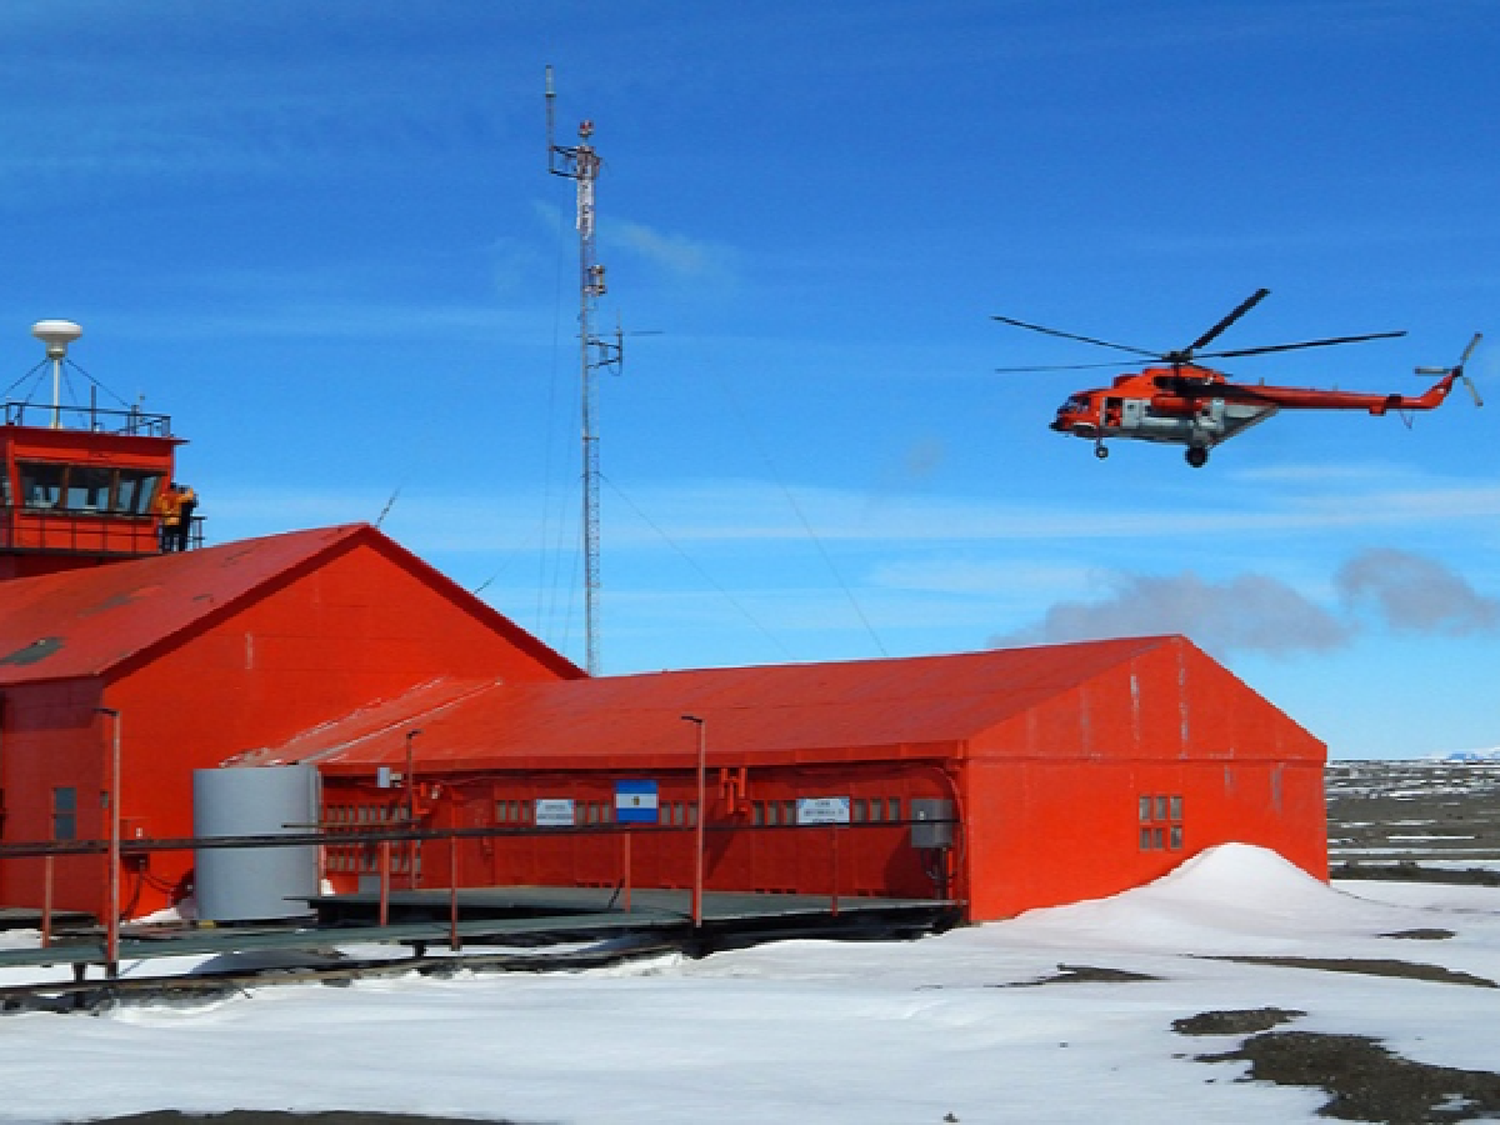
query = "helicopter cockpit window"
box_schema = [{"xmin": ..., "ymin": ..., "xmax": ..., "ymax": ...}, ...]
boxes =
[{"xmin": 1057, "ymin": 396, "xmax": 1089, "ymax": 414}]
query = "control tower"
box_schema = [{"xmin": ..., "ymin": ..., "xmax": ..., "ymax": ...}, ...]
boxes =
[{"xmin": 0, "ymin": 321, "xmax": 189, "ymax": 579}]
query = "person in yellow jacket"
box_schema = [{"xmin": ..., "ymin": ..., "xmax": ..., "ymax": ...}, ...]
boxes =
[
  {"xmin": 153, "ymin": 483, "xmax": 183, "ymax": 552},
  {"xmin": 173, "ymin": 483, "xmax": 198, "ymax": 552}
]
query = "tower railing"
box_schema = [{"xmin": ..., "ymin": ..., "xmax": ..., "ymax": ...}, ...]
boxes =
[{"xmin": 3, "ymin": 400, "xmax": 172, "ymax": 438}]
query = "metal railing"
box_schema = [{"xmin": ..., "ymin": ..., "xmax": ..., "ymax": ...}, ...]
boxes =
[
  {"xmin": 0, "ymin": 510, "xmax": 203, "ymax": 555},
  {"xmin": 3, "ymin": 400, "xmax": 172, "ymax": 438}
]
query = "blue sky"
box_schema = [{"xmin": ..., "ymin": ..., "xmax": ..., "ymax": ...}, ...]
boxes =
[{"xmin": 2, "ymin": 1, "xmax": 1497, "ymax": 758}]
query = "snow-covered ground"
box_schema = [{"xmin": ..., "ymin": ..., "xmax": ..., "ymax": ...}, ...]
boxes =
[{"xmin": 2, "ymin": 844, "xmax": 1499, "ymax": 1125}]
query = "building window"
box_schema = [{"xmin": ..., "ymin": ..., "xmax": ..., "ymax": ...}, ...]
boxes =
[
  {"xmin": 15, "ymin": 462, "xmax": 164, "ymax": 515},
  {"xmin": 1137, "ymin": 793, "xmax": 1185, "ymax": 851},
  {"xmin": 52, "ymin": 787, "xmax": 77, "ymax": 840}
]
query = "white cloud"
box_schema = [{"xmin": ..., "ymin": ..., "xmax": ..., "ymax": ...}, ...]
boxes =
[{"xmin": 611, "ymin": 220, "xmax": 739, "ymax": 285}]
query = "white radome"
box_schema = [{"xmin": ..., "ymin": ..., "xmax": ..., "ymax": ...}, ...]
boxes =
[{"xmin": 30, "ymin": 318, "xmax": 83, "ymax": 357}]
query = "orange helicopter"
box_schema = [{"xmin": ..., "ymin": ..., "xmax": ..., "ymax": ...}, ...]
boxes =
[{"xmin": 993, "ymin": 289, "xmax": 1482, "ymax": 467}]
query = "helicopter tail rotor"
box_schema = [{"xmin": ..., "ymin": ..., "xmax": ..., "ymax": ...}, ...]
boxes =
[{"xmin": 1415, "ymin": 332, "xmax": 1484, "ymax": 407}]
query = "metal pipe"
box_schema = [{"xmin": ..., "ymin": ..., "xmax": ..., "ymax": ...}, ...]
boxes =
[
  {"xmin": 378, "ymin": 841, "xmax": 391, "ymax": 927},
  {"xmin": 95, "ymin": 707, "xmax": 121, "ymax": 979},
  {"xmin": 448, "ymin": 833, "xmax": 460, "ymax": 953},
  {"xmin": 404, "ymin": 729, "xmax": 422, "ymax": 888},
  {"xmin": 622, "ymin": 831, "xmax": 632, "ymax": 913},
  {"xmin": 830, "ymin": 825, "xmax": 840, "ymax": 918},
  {"xmin": 41, "ymin": 854, "xmax": 53, "ymax": 948},
  {"xmin": 680, "ymin": 715, "xmax": 706, "ymax": 927}
]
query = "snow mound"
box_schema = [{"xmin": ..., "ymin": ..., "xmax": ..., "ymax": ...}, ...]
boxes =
[
  {"xmin": 1143, "ymin": 841, "xmax": 1333, "ymax": 910},
  {"xmin": 1000, "ymin": 843, "xmax": 1410, "ymax": 952}
]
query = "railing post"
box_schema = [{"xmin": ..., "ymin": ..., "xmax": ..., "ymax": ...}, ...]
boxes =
[
  {"xmin": 41, "ymin": 854, "xmax": 54, "ymax": 948},
  {"xmin": 622, "ymin": 831, "xmax": 632, "ymax": 913},
  {"xmin": 378, "ymin": 841, "xmax": 391, "ymax": 927},
  {"xmin": 830, "ymin": 825, "xmax": 840, "ymax": 918},
  {"xmin": 448, "ymin": 832, "xmax": 460, "ymax": 952}
]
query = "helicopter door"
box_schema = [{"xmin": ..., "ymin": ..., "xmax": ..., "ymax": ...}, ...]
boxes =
[
  {"xmin": 1197, "ymin": 398, "xmax": 1227, "ymax": 438},
  {"xmin": 1119, "ymin": 397, "xmax": 1147, "ymax": 432},
  {"xmin": 1103, "ymin": 397, "xmax": 1125, "ymax": 430}
]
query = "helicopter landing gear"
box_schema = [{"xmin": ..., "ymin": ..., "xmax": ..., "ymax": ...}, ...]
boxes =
[
  {"xmin": 1185, "ymin": 447, "xmax": 1209, "ymax": 468},
  {"xmin": 1094, "ymin": 443, "xmax": 1109, "ymax": 460}
]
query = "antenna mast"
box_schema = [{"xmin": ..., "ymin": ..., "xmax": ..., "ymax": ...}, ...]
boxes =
[{"xmin": 546, "ymin": 66, "xmax": 621, "ymax": 676}]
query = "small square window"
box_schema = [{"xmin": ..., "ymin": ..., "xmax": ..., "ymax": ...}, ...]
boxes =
[
  {"xmin": 1169, "ymin": 825, "xmax": 1184, "ymax": 850},
  {"xmin": 1155, "ymin": 796, "xmax": 1169, "ymax": 821},
  {"xmin": 1153, "ymin": 827, "xmax": 1165, "ymax": 849},
  {"xmin": 888, "ymin": 798, "xmax": 902, "ymax": 822},
  {"xmin": 1169, "ymin": 796, "xmax": 1183, "ymax": 821},
  {"xmin": 1139, "ymin": 827, "xmax": 1154, "ymax": 850},
  {"xmin": 853, "ymin": 798, "xmax": 868, "ymax": 823},
  {"xmin": 1138, "ymin": 796, "xmax": 1153, "ymax": 822}
]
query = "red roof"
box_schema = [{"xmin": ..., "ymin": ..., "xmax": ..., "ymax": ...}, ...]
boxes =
[
  {"xmin": 0, "ymin": 524, "xmax": 580, "ymax": 684},
  {"xmin": 246, "ymin": 635, "xmax": 1190, "ymax": 774}
]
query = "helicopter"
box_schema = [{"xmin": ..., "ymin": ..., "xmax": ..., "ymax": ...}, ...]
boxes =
[{"xmin": 993, "ymin": 288, "xmax": 1483, "ymax": 467}]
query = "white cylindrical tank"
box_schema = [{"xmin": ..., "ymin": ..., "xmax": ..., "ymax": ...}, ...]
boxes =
[{"xmin": 193, "ymin": 765, "xmax": 320, "ymax": 922}]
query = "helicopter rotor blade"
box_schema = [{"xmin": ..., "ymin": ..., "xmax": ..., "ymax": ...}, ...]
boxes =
[
  {"xmin": 994, "ymin": 359, "xmax": 1145, "ymax": 374},
  {"xmin": 1181, "ymin": 288, "xmax": 1271, "ymax": 355},
  {"xmin": 1202, "ymin": 330, "xmax": 1407, "ymax": 360},
  {"xmin": 991, "ymin": 314, "xmax": 1160, "ymax": 359},
  {"xmin": 1461, "ymin": 332, "xmax": 1485, "ymax": 406}
]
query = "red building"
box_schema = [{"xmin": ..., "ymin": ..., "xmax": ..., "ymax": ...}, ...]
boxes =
[
  {"xmin": 0, "ymin": 330, "xmax": 1325, "ymax": 927},
  {"xmin": 0, "ymin": 524, "xmax": 582, "ymax": 916},
  {"xmin": 243, "ymin": 634, "xmax": 1326, "ymax": 922}
]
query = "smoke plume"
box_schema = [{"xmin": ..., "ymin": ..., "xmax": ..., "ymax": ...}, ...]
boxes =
[
  {"xmin": 1336, "ymin": 548, "xmax": 1500, "ymax": 635},
  {"xmin": 993, "ymin": 548, "xmax": 1497, "ymax": 657}
]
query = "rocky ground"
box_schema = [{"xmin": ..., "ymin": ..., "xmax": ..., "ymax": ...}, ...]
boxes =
[
  {"xmin": 1327, "ymin": 758, "xmax": 1500, "ymax": 882},
  {"xmin": 1202, "ymin": 760, "xmax": 1500, "ymax": 1121}
]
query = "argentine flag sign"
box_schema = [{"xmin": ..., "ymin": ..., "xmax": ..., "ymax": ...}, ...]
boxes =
[{"xmin": 615, "ymin": 779, "xmax": 659, "ymax": 824}]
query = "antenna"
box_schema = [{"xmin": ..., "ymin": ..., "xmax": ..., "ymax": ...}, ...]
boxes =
[
  {"xmin": 31, "ymin": 319, "xmax": 82, "ymax": 430},
  {"xmin": 546, "ymin": 66, "xmax": 620, "ymax": 676}
]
